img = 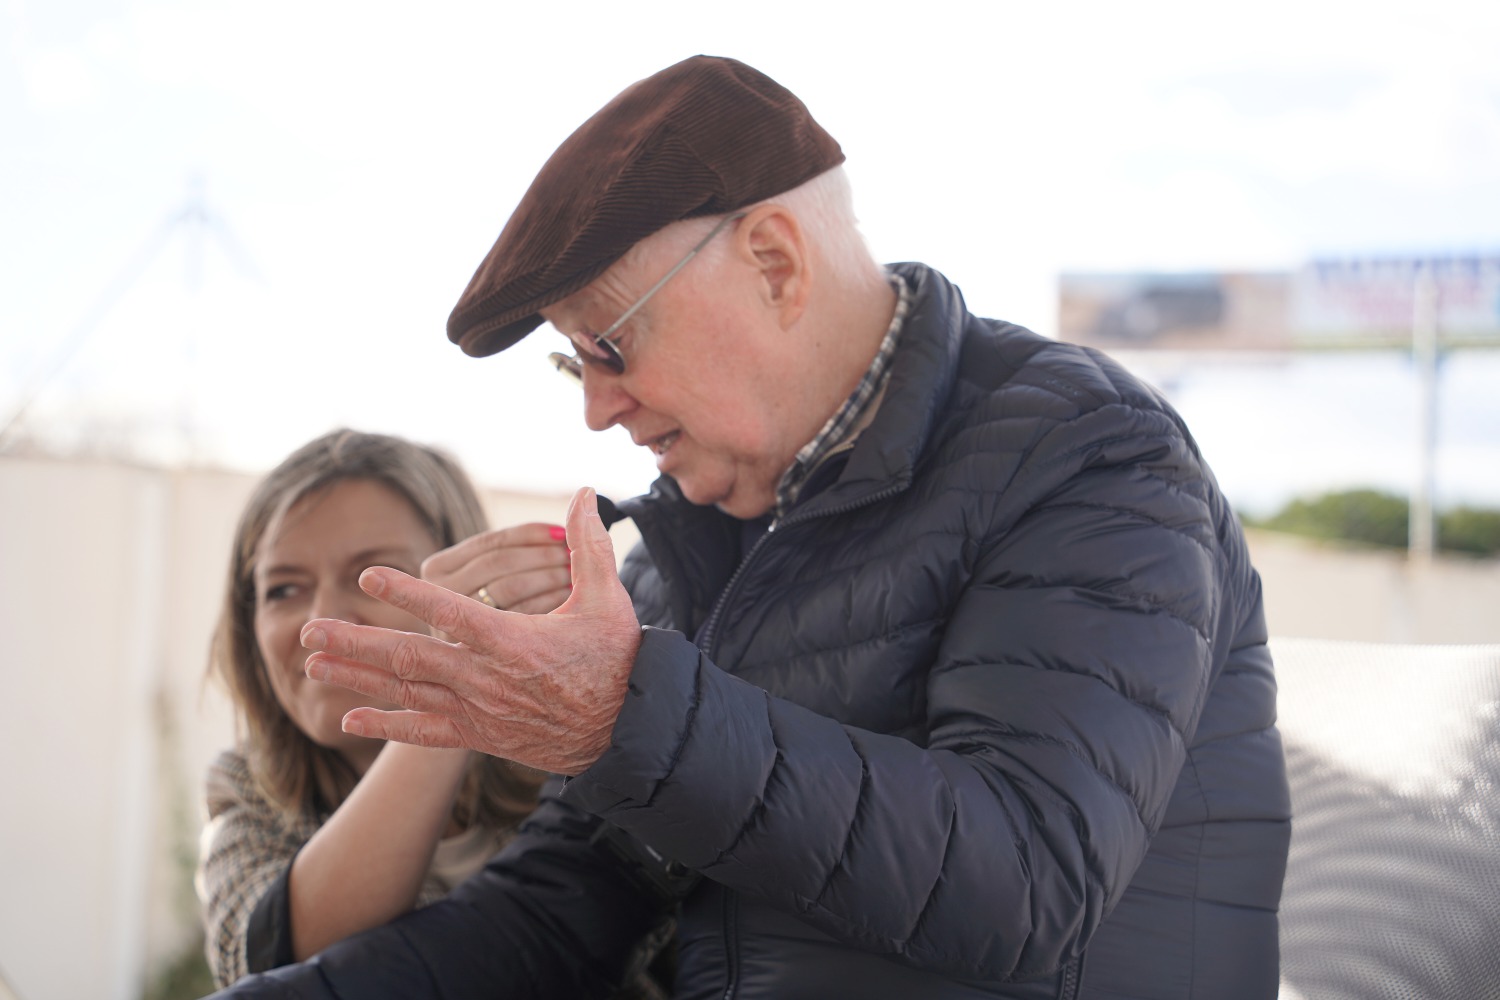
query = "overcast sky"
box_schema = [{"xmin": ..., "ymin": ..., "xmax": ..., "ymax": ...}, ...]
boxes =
[{"xmin": 4, "ymin": 0, "xmax": 1498, "ymax": 506}]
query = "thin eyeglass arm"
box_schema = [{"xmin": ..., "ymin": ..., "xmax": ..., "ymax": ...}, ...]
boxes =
[{"xmin": 592, "ymin": 210, "xmax": 749, "ymax": 346}]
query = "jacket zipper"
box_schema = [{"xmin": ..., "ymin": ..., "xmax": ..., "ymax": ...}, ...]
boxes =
[
  {"xmin": 719, "ymin": 889, "xmax": 740, "ymax": 1000},
  {"xmin": 1058, "ymin": 955, "xmax": 1084, "ymax": 1000},
  {"xmin": 694, "ymin": 521, "xmax": 777, "ymax": 656},
  {"xmin": 697, "ymin": 482, "xmax": 907, "ymax": 1000}
]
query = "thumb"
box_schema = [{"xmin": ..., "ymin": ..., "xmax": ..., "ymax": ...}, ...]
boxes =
[{"xmin": 561, "ymin": 486, "xmax": 623, "ymax": 608}]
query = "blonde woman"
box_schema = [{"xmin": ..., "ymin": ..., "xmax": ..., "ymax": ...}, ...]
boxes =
[{"xmin": 196, "ymin": 429, "xmax": 566, "ymax": 987}]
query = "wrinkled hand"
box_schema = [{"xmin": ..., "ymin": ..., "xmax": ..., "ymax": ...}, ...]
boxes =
[
  {"xmin": 301, "ymin": 487, "xmax": 641, "ymax": 775},
  {"xmin": 421, "ymin": 520, "xmax": 571, "ymax": 615}
]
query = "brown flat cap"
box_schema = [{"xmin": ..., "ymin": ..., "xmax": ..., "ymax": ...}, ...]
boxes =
[{"xmin": 446, "ymin": 55, "xmax": 845, "ymax": 358}]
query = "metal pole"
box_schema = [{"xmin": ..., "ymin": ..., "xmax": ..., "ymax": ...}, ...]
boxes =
[{"xmin": 1409, "ymin": 265, "xmax": 1438, "ymax": 563}]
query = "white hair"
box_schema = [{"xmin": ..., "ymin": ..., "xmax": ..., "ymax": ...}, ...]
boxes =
[
  {"xmin": 752, "ymin": 166, "xmax": 882, "ymax": 287},
  {"xmin": 623, "ymin": 166, "xmax": 884, "ymax": 292}
]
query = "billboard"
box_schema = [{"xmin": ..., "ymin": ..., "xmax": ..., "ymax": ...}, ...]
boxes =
[
  {"xmin": 1058, "ymin": 271, "xmax": 1290, "ymax": 351},
  {"xmin": 1293, "ymin": 255, "xmax": 1500, "ymax": 347},
  {"xmin": 1058, "ymin": 255, "xmax": 1500, "ymax": 351}
]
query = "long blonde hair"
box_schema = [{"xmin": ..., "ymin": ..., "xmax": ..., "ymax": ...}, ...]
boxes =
[{"xmin": 208, "ymin": 428, "xmax": 542, "ymax": 826}]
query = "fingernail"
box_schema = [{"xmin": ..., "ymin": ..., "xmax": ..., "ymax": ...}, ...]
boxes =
[
  {"xmin": 302, "ymin": 626, "xmax": 326, "ymax": 650},
  {"xmin": 360, "ymin": 567, "xmax": 385, "ymax": 595},
  {"xmin": 344, "ymin": 716, "xmax": 365, "ymax": 737},
  {"xmin": 549, "ymin": 525, "xmax": 567, "ymax": 541}
]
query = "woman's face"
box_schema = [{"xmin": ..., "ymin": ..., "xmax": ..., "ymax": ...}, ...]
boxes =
[{"xmin": 252, "ymin": 478, "xmax": 440, "ymax": 772}]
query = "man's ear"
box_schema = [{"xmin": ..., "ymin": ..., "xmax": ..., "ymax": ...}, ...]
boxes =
[{"xmin": 737, "ymin": 204, "xmax": 809, "ymax": 328}]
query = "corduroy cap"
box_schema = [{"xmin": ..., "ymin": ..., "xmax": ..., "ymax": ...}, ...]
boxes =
[{"xmin": 446, "ymin": 55, "xmax": 845, "ymax": 358}]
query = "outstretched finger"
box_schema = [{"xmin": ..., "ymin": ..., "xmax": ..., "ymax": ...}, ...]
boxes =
[
  {"xmin": 342, "ymin": 707, "xmax": 469, "ymax": 749},
  {"xmin": 305, "ymin": 651, "xmax": 471, "ymax": 719},
  {"xmin": 301, "ymin": 610, "xmax": 496, "ymax": 698}
]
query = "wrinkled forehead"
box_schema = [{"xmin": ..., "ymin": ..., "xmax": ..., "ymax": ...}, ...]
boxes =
[
  {"xmin": 538, "ymin": 275, "xmax": 611, "ymax": 333},
  {"xmin": 539, "ymin": 223, "xmax": 691, "ymax": 331}
]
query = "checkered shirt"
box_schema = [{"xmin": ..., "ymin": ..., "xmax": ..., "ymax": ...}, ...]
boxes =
[{"xmin": 774, "ymin": 272, "xmax": 911, "ymax": 517}]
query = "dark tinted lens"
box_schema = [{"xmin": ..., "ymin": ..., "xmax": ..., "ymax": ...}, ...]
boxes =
[{"xmin": 594, "ymin": 336, "xmax": 626, "ymax": 374}]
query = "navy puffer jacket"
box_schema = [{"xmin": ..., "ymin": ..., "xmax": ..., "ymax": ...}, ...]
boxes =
[{"xmin": 207, "ymin": 263, "xmax": 1289, "ymax": 1000}]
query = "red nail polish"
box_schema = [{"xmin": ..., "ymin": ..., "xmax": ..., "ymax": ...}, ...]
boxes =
[{"xmin": 549, "ymin": 525, "xmax": 567, "ymax": 540}]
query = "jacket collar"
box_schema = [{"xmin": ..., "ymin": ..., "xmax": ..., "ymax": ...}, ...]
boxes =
[
  {"xmin": 617, "ymin": 262, "xmax": 967, "ymax": 572},
  {"xmin": 787, "ymin": 262, "xmax": 965, "ymax": 521}
]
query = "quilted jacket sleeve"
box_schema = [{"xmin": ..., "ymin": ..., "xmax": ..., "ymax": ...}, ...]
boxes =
[
  {"xmin": 564, "ymin": 398, "xmax": 1234, "ymax": 982},
  {"xmin": 201, "ymin": 790, "xmax": 674, "ymax": 999}
]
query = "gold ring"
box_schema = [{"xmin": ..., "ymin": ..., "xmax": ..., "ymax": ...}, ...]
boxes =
[{"xmin": 475, "ymin": 586, "xmax": 497, "ymax": 608}]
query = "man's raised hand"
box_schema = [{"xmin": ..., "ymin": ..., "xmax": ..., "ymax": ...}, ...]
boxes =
[{"xmin": 302, "ymin": 487, "xmax": 642, "ymax": 775}]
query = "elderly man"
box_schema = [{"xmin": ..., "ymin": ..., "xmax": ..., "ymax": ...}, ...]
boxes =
[{"xmin": 210, "ymin": 56, "xmax": 1289, "ymax": 1000}]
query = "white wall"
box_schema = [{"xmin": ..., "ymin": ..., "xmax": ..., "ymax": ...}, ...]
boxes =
[
  {"xmin": 1248, "ymin": 529, "xmax": 1500, "ymax": 644},
  {"xmin": 0, "ymin": 456, "xmax": 1492, "ymax": 999},
  {"xmin": 1, "ymin": 458, "xmax": 177, "ymax": 1000}
]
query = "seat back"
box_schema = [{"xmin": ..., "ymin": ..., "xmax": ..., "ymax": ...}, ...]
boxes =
[{"xmin": 1271, "ymin": 637, "xmax": 1500, "ymax": 1000}]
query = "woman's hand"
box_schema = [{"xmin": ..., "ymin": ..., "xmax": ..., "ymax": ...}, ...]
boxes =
[{"xmin": 421, "ymin": 522, "xmax": 571, "ymax": 615}]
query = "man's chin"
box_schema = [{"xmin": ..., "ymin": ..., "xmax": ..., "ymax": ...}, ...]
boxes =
[
  {"xmin": 712, "ymin": 491, "xmax": 775, "ymax": 521},
  {"xmin": 676, "ymin": 473, "xmax": 773, "ymax": 520}
]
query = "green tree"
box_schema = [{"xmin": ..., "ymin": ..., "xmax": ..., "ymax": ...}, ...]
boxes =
[
  {"xmin": 1439, "ymin": 506, "xmax": 1500, "ymax": 557},
  {"xmin": 1249, "ymin": 489, "xmax": 1500, "ymax": 557},
  {"xmin": 1257, "ymin": 489, "xmax": 1409, "ymax": 549}
]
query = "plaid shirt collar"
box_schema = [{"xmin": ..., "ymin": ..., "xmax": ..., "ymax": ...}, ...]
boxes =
[{"xmin": 773, "ymin": 272, "xmax": 911, "ymax": 518}]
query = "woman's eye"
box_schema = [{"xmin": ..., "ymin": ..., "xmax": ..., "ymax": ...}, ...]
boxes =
[{"xmin": 263, "ymin": 583, "xmax": 299, "ymax": 603}]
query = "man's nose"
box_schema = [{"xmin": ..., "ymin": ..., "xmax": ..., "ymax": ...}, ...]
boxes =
[{"xmin": 581, "ymin": 367, "xmax": 636, "ymax": 432}]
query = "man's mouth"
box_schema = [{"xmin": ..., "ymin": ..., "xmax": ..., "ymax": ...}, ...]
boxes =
[{"xmin": 647, "ymin": 431, "xmax": 680, "ymax": 456}]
